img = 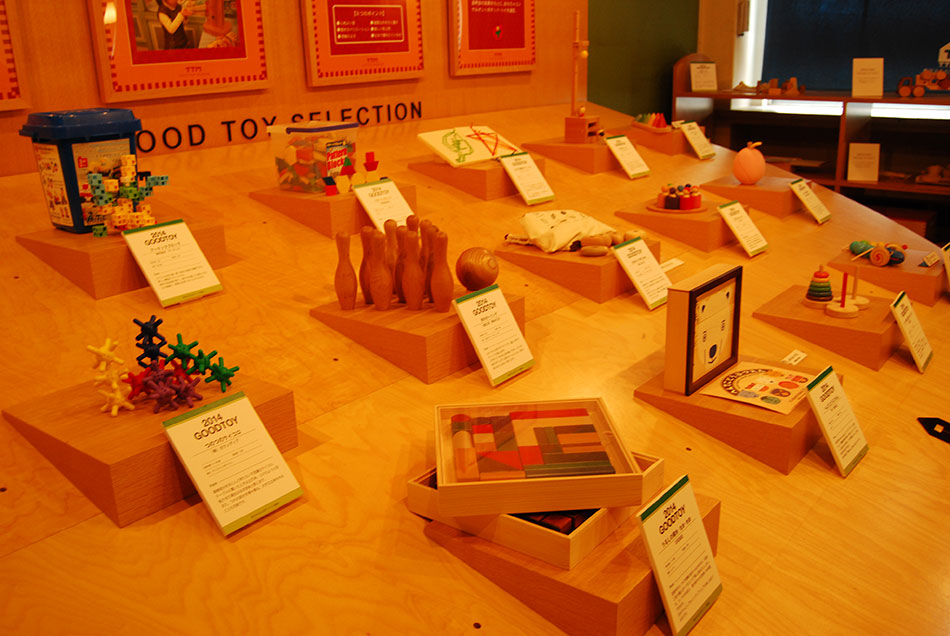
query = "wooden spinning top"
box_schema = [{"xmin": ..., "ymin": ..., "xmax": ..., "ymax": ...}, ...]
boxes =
[{"xmin": 455, "ymin": 247, "xmax": 499, "ymax": 291}]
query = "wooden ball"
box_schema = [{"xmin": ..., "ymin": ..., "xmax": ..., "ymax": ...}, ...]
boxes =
[
  {"xmin": 733, "ymin": 141, "xmax": 766, "ymax": 185},
  {"xmin": 455, "ymin": 247, "xmax": 499, "ymax": 291}
]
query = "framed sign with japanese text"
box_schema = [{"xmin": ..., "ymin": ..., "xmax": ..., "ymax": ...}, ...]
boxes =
[
  {"xmin": 301, "ymin": 0, "xmax": 424, "ymax": 87},
  {"xmin": 0, "ymin": 0, "xmax": 29, "ymax": 111},
  {"xmin": 448, "ymin": 0, "xmax": 535, "ymax": 76},
  {"xmin": 87, "ymin": 0, "xmax": 269, "ymax": 102}
]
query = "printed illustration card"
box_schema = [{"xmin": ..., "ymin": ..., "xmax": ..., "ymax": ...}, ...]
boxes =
[
  {"xmin": 418, "ymin": 126, "xmax": 521, "ymax": 167},
  {"xmin": 699, "ymin": 361, "xmax": 814, "ymax": 415}
]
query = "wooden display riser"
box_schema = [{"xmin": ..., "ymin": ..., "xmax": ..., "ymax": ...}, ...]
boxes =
[
  {"xmin": 635, "ymin": 363, "xmax": 824, "ymax": 474},
  {"xmin": 615, "ymin": 207, "xmax": 732, "ymax": 253},
  {"xmin": 702, "ymin": 176, "xmax": 803, "ymax": 218},
  {"xmin": 495, "ymin": 238, "xmax": 661, "ymax": 303},
  {"xmin": 753, "ymin": 285, "xmax": 902, "ymax": 370},
  {"xmin": 408, "ymin": 157, "xmax": 546, "ymax": 200},
  {"xmin": 613, "ymin": 124, "xmax": 692, "ymax": 156},
  {"xmin": 520, "ymin": 139, "xmax": 613, "ymax": 174},
  {"xmin": 15, "ymin": 218, "xmax": 227, "ymax": 300},
  {"xmin": 310, "ymin": 293, "xmax": 526, "ymax": 384},
  {"xmin": 248, "ymin": 184, "xmax": 418, "ymax": 237},
  {"xmin": 827, "ymin": 248, "xmax": 946, "ymax": 306},
  {"xmin": 1, "ymin": 376, "xmax": 297, "ymax": 527},
  {"xmin": 424, "ymin": 493, "xmax": 721, "ymax": 636}
]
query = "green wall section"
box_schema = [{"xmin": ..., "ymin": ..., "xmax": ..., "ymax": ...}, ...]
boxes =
[{"xmin": 588, "ymin": 1, "xmax": 698, "ymax": 118}]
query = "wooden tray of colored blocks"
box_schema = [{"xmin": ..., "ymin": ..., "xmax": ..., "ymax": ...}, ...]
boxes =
[
  {"xmin": 408, "ymin": 453, "xmax": 663, "ymax": 570},
  {"xmin": 435, "ymin": 398, "xmax": 648, "ymax": 516}
]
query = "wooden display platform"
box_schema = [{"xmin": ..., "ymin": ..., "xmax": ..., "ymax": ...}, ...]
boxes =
[
  {"xmin": 424, "ymin": 493, "xmax": 721, "ymax": 636},
  {"xmin": 753, "ymin": 285, "xmax": 902, "ymax": 370},
  {"xmin": 613, "ymin": 124, "xmax": 692, "ymax": 156},
  {"xmin": 1, "ymin": 376, "xmax": 296, "ymax": 527},
  {"xmin": 249, "ymin": 184, "xmax": 418, "ymax": 237},
  {"xmin": 310, "ymin": 293, "xmax": 526, "ymax": 384},
  {"xmin": 615, "ymin": 207, "xmax": 732, "ymax": 253},
  {"xmin": 408, "ymin": 157, "xmax": 546, "ymax": 200},
  {"xmin": 520, "ymin": 139, "xmax": 613, "ymax": 174},
  {"xmin": 408, "ymin": 452, "xmax": 663, "ymax": 570},
  {"xmin": 495, "ymin": 238, "xmax": 661, "ymax": 303},
  {"xmin": 635, "ymin": 362, "xmax": 824, "ymax": 474},
  {"xmin": 827, "ymin": 248, "xmax": 946, "ymax": 306},
  {"xmin": 702, "ymin": 176, "xmax": 803, "ymax": 218},
  {"xmin": 15, "ymin": 219, "xmax": 227, "ymax": 300}
]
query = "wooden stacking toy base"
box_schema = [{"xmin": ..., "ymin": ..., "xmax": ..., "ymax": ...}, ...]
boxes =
[
  {"xmin": 828, "ymin": 248, "xmax": 946, "ymax": 306},
  {"xmin": 702, "ymin": 175, "xmax": 803, "ymax": 218},
  {"xmin": 754, "ymin": 285, "xmax": 901, "ymax": 370},
  {"xmin": 495, "ymin": 238, "xmax": 661, "ymax": 303},
  {"xmin": 520, "ymin": 139, "xmax": 613, "ymax": 173},
  {"xmin": 635, "ymin": 360, "xmax": 824, "ymax": 474},
  {"xmin": 310, "ymin": 293, "xmax": 526, "ymax": 384},
  {"xmin": 15, "ymin": 217, "xmax": 228, "ymax": 299},
  {"xmin": 615, "ymin": 206, "xmax": 732, "ymax": 253},
  {"xmin": 424, "ymin": 493, "xmax": 721, "ymax": 636},
  {"xmin": 1, "ymin": 376, "xmax": 297, "ymax": 528},
  {"xmin": 408, "ymin": 157, "xmax": 546, "ymax": 200},
  {"xmin": 614, "ymin": 123, "xmax": 693, "ymax": 155},
  {"xmin": 249, "ymin": 185, "xmax": 417, "ymax": 237}
]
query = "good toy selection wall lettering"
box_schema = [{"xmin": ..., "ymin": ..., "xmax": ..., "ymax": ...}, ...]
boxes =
[{"xmin": 135, "ymin": 101, "xmax": 424, "ymax": 153}]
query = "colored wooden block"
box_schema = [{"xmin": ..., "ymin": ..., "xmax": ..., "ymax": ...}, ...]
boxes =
[
  {"xmin": 406, "ymin": 452, "xmax": 664, "ymax": 570},
  {"xmin": 702, "ymin": 175, "xmax": 803, "ymax": 218},
  {"xmin": 614, "ymin": 207, "xmax": 732, "ymax": 253},
  {"xmin": 309, "ymin": 293, "xmax": 526, "ymax": 384},
  {"xmin": 827, "ymin": 248, "xmax": 946, "ymax": 306},
  {"xmin": 408, "ymin": 156, "xmax": 547, "ymax": 200},
  {"xmin": 1, "ymin": 376, "xmax": 297, "ymax": 527},
  {"xmin": 423, "ymin": 491, "xmax": 720, "ymax": 636},
  {"xmin": 495, "ymin": 237, "xmax": 661, "ymax": 303},
  {"xmin": 753, "ymin": 285, "xmax": 902, "ymax": 370},
  {"xmin": 249, "ymin": 184, "xmax": 418, "ymax": 238},
  {"xmin": 520, "ymin": 138, "xmax": 613, "ymax": 173}
]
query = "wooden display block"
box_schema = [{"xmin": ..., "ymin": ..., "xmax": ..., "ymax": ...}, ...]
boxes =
[
  {"xmin": 310, "ymin": 293, "xmax": 526, "ymax": 384},
  {"xmin": 407, "ymin": 452, "xmax": 662, "ymax": 569},
  {"xmin": 248, "ymin": 185, "xmax": 418, "ymax": 237},
  {"xmin": 615, "ymin": 124, "xmax": 693, "ymax": 156},
  {"xmin": 635, "ymin": 361, "xmax": 825, "ymax": 474},
  {"xmin": 494, "ymin": 237, "xmax": 661, "ymax": 303},
  {"xmin": 520, "ymin": 139, "xmax": 613, "ymax": 174},
  {"xmin": 615, "ymin": 207, "xmax": 732, "ymax": 253},
  {"xmin": 1, "ymin": 376, "xmax": 296, "ymax": 528},
  {"xmin": 702, "ymin": 175, "xmax": 803, "ymax": 218},
  {"xmin": 424, "ymin": 493, "xmax": 721, "ymax": 636},
  {"xmin": 753, "ymin": 285, "xmax": 902, "ymax": 370},
  {"xmin": 15, "ymin": 219, "xmax": 227, "ymax": 299},
  {"xmin": 408, "ymin": 157, "xmax": 546, "ymax": 200},
  {"xmin": 827, "ymin": 248, "xmax": 946, "ymax": 306}
]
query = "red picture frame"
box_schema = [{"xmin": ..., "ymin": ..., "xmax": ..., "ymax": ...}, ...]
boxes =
[
  {"xmin": 0, "ymin": 0, "xmax": 29, "ymax": 111},
  {"xmin": 448, "ymin": 0, "xmax": 535, "ymax": 76},
  {"xmin": 300, "ymin": 0, "xmax": 424, "ymax": 87},
  {"xmin": 87, "ymin": 0, "xmax": 270, "ymax": 102}
]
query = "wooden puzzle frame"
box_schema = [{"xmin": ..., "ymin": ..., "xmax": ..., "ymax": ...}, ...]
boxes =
[
  {"xmin": 86, "ymin": 0, "xmax": 270, "ymax": 102},
  {"xmin": 0, "ymin": 0, "xmax": 29, "ymax": 111},
  {"xmin": 447, "ymin": 0, "xmax": 536, "ymax": 76},
  {"xmin": 300, "ymin": 0, "xmax": 424, "ymax": 87}
]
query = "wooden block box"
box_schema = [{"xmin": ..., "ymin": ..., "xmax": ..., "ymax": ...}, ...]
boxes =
[
  {"xmin": 407, "ymin": 452, "xmax": 662, "ymax": 569},
  {"xmin": 408, "ymin": 156, "xmax": 546, "ymax": 199},
  {"xmin": 435, "ymin": 398, "xmax": 655, "ymax": 517},
  {"xmin": 1, "ymin": 376, "xmax": 297, "ymax": 527}
]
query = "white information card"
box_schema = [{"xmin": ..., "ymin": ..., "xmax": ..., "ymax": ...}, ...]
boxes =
[
  {"xmin": 852, "ymin": 57, "xmax": 884, "ymax": 98},
  {"xmin": 604, "ymin": 135, "xmax": 650, "ymax": 179},
  {"xmin": 788, "ymin": 178, "xmax": 832, "ymax": 224},
  {"xmin": 680, "ymin": 122, "xmax": 715, "ymax": 160},
  {"xmin": 806, "ymin": 366, "xmax": 869, "ymax": 477},
  {"xmin": 638, "ymin": 475, "xmax": 722, "ymax": 636},
  {"xmin": 689, "ymin": 62, "xmax": 718, "ymax": 92},
  {"xmin": 123, "ymin": 219, "xmax": 222, "ymax": 307},
  {"xmin": 454, "ymin": 284, "xmax": 534, "ymax": 386},
  {"xmin": 718, "ymin": 201, "xmax": 768, "ymax": 257},
  {"xmin": 847, "ymin": 143, "xmax": 880, "ymax": 182},
  {"xmin": 498, "ymin": 152, "xmax": 555, "ymax": 205},
  {"xmin": 353, "ymin": 178, "xmax": 414, "ymax": 230},
  {"xmin": 942, "ymin": 242, "xmax": 950, "ymax": 291},
  {"xmin": 612, "ymin": 236, "xmax": 671, "ymax": 309},
  {"xmin": 890, "ymin": 292, "xmax": 933, "ymax": 373},
  {"xmin": 164, "ymin": 392, "xmax": 303, "ymax": 535}
]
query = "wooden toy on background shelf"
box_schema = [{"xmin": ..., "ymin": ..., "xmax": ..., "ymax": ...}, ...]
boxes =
[
  {"xmin": 564, "ymin": 10, "xmax": 603, "ymax": 143},
  {"xmin": 733, "ymin": 141, "xmax": 766, "ymax": 185},
  {"xmin": 915, "ymin": 164, "xmax": 950, "ymax": 185},
  {"xmin": 455, "ymin": 247, "xmax": 499, "ymax": 292},
  {"xmin": 756, "ymin": 77, "xmax": 805, "ymax": 96},
  {"xmin": 897, "ymin": 68, "xmax": 949, "ymax": 98},
  {"xmin": 849, "ymin": 240, "xmax": 907, "ymax": 267},
  {"xmin": 648, "ymin": 183, "xmax": 704, "ymax": 212}
]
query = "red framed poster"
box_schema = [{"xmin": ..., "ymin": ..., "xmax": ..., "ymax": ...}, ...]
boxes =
[
  {"xmin": 301, "ymin": 0, "xmax": 424, "ymax": 87},
  {"xmin": 448, "ymin": 0, "xmax": 535, "ymax": 76},
  {"xmin": 0, "ymin": 0, "xmax": 29, "ymax": 111},
  {"xmin": 87, "ymin": 0, "xmax": 270, "ymax": 102}
]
